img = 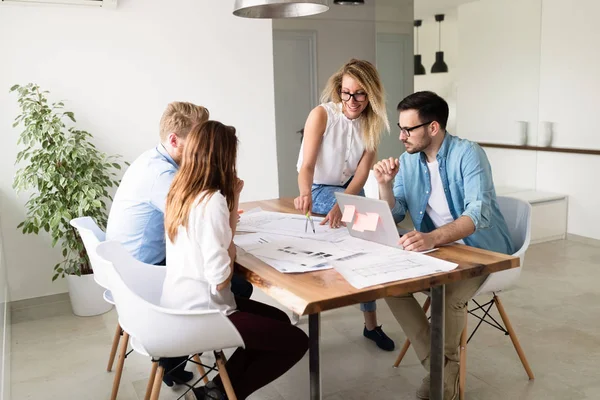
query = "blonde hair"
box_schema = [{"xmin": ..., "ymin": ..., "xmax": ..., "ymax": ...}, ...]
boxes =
[
  {"xmin": 320, "ymin": 59, "xmax": 389, "ymax": 151},
  {"xmin": 165, "ymin": 121, "xmax": 238, "ymax": 242},
  {"xmin": 159, "ymin": 102, "xmax": 210, "ymax": 142}
]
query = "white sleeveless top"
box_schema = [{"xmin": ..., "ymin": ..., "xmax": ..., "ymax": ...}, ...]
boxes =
[{"xmin": 297, "ymin": 102, "xmax": 366, "ymax": 186}]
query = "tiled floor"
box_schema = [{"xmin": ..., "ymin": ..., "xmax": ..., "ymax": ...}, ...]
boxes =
[{"xmin": 10, "ymin": 237, "xmax": 600, "ymax": 399}]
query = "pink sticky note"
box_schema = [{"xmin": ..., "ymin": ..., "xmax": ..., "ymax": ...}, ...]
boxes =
[
  {"xmin": 341, "ymin": 205, "xmax": 356, "ymax": 223},
  {"xmin": 352, "ymin": 213, "xmax": 368, "ymax": 232},
  {"xmin": 363, "ymin": 213, "xmax": 379, "ymax": 231}
]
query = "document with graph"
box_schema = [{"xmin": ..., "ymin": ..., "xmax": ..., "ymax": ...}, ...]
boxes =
[{"xmin": 330, "ymin": 247, "xmax": 458, "ymax": 289}]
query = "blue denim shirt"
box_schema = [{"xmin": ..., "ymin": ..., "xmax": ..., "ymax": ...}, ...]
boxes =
[
  {"xmin": 106, "ymin": 145, "xmax": 178, "ymax": 265},
  {"xmin": 391, "ymin": 133, "xmax": 514, "ymax": 255}
]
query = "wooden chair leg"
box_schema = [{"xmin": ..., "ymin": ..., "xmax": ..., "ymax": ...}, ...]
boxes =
[
  {"xmin": 110, "ymin": 331, "xmax": 130, "ymax": 400},
  {"xmin": 149, "ymin": 365, "xmax": 165, "ymax": 400},
  {"xmin": 107, "ymin": 323, "xmax": 122, "ymax": 372},
  {"xmin": 459, "ymin": 312, "xmax": 468, "ymax": 400},
  {"xmin": 393, "ymin": 338, "xmax": 412, "ymax": 368},
  {"xmin": 192, "ymin": 354, "xmax": 209, "ymax": 384},
  {"xmin": 494, "ymin": 295, "xmax": 534, "ymax": 380},
  {"xmin": 144, "ymin": 360, "xmax": 159, "ymax": 400},
  {"xmin": 393, "ymin": 296, "xmax": 431, "ymax": 368},
  {"xmin": 215, "ymin": 351, "xmax": 237, "ymax": 400}
]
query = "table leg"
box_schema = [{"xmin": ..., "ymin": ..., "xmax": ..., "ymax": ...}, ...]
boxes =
[
  {"xmin": 309, "ymin": 313, "xmax": 321, "ymax": 400},
  {"xmin": 430, "ymin": 285, "xmax": 445, "ymax": 400}
]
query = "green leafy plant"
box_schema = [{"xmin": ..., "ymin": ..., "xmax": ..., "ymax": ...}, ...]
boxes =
[{"xmin": 11, "ymin": 83, "xmax": 126, "ymax": 281}]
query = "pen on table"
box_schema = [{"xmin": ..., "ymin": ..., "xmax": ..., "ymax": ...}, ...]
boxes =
[{"xmin": 305, "ymin": 212, "xmax": 315, "ymax": 234}]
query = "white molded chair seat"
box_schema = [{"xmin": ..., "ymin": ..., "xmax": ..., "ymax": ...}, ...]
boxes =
[
  {"xmin": 473, "ymin": 196, "xmax": 532, "ymax": 297},
  {"xmin": 70, "ymin": 217, "xmax": 126, "ymax": 400},
  {"xmin": 96, "ymin": 241, "xmax": 245, "ymax": 399}
]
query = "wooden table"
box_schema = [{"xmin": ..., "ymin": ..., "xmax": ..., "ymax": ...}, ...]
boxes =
[{"xmin": 236, "ymin": 198, "xmax": 519, "ymax": 400}]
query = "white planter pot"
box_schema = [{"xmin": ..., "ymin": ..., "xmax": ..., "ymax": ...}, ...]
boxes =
[{"xmin": 66, "ymin": 274, "xmax": 113, "ymax": 317}]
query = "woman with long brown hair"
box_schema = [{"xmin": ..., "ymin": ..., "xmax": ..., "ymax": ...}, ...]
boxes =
[
  {"xmin": 161, "ymin": 120, "xmax": 308, "ymax": 400},
  {"xmin": 294, "ymin": 59, "xmax": 395, "ymax": 352}
]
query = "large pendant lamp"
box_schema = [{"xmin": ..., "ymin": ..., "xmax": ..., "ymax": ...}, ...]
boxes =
[
  {"xmin": 414, "ymin": 20, "xmax": 426, "ymax": 76},
  {"xmin": 233, "ymin": 0, "xmax": 329, "ymax": 18},
  {"xmin": 431, "ymin": 14, "xmax": 449, "ymax": 73}
]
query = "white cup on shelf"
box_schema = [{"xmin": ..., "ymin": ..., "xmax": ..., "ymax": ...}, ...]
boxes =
[
  {"xmin": 539, "ymin": 121, "xmax": 553, "ymax": 147},
  {"xmin": 516, "ymin": 121, "xmax": 528, "ymax": 146}
]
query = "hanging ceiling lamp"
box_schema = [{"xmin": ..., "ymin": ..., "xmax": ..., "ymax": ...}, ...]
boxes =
[
  {"xmin": 414, "ymin": 20, "xmax": 426, "ymax": 76},
  {"xmin": 233, "ymin": 0, "xmax": 329, "ymax": 18},
  {"xmin": 333, "ymin": 0, "xmax": 365, "ymax": 5},
  {"xmin": 431, "ymin": 14, "xmax": 449, "ymax": 73}
]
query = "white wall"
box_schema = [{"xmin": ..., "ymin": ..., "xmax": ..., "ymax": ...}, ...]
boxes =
[
  {"xmin": 456, "ymin": 0, "xmax": 600, "ymax": 240},
  {"xmin": 0, "ymin": 206, "xmax": 9, "ymax": 400},
  {"xmin": 414, "ymin": 10, "xmax": 459, "ymax": 133},
  {"xmin": 535, "ymin": 0, "xmax": 600, "ymax": 240},
  {"xmin": 0, "ymin": 0, "xmax": 278, "ymax": 301}
]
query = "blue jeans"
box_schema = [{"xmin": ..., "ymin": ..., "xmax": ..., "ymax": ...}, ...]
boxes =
[{"xmin": 311, "ymin": 180, "xmax": 375, "ymax": 313}]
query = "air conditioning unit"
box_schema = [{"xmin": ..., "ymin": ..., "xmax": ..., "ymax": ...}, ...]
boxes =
[{"xmin": 1, "ymin": 0, "xmax": 117, "ymax": 7}]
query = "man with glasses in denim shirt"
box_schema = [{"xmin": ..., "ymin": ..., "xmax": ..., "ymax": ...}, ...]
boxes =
[{"xmin": 373, "ymin": 91, "xmax": 514, "ymax": 400}]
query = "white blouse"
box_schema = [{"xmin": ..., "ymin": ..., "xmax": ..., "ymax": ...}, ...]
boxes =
[
  {"xmin": 160, "ymin": 191, "xmax": 237, "ymax": 316},
  {"xmin": 297, "ymin": 102, "xmax": 366, "ymax": 186}
]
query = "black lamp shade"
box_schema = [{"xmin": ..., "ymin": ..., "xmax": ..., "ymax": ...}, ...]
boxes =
[
  {"xmin": 431, "ymin": 51, "xmax": 448, "ymax": 73},
  {"xmin": 414, "ymin": 55, "xmax": 426, "ymax": 75}
]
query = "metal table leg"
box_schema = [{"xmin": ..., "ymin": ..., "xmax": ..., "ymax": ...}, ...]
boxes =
[
  {"xmin": 430, "ymin": 285, "xmax": 445, "ymax": 400},
  {"xmin": 309, "ymin": 313, "xmax": 321, "ymax": 400}
]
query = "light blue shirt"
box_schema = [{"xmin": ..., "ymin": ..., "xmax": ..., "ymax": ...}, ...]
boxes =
[
  {"xmin": 106, "ymin": 145, "xmax": 178, "ymax": 265},
  {"xmin": 391, "ymin": 133, "xmax": 515, "ymax": 255}
]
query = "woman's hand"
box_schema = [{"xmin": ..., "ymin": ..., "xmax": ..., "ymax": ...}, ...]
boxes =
[
  {"xmin": 321, "ymin": 203, "xmax": 343, "ymax": 229},
  {"xmin": 294, "ymin": 194, "xmax": 312, "ymax": 215},
  {"xmin": 234, "ymin": 178, "xmax": 244, "ymax": 199}
]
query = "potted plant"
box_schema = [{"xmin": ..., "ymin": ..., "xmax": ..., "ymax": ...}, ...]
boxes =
[{"xmin": 10, "ymin": 83, "xmax": 125, "ymax": 316}]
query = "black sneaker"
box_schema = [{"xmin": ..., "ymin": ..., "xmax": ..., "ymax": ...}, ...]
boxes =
[
  {"xmin": 184, "ymin": 383, "xmax": 227, "ymax": 400},
  {"xmin": 162, "ymin": 369, "xmax": 194, "ymax": 387},
  {"xmin": 363, "ymin": 325, "xmax": 395, "ymax": 351}
]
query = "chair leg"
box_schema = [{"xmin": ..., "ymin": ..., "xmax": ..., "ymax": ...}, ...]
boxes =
[
  {"xmin": 392, "ymin": 296, "xmax": 431, "ymax": 368},
  {"xmin": 192, "ymin": 354, "xmax": 209, "ymax": 384},
  {"xmin": 110, "ymin": 331, "xmax": 130, "ymax": 400},
  {"xmin": 107, "ymin": 323, "xmax": 122, "ymax": 372},
  {"xmin": 494, "ymin": 295, "xmax": 535, "ymax": 380},
  {"xmin": 459, "ymin": 312, "xmax": 468, "ymax": 400},
  {"xmin": 215, "ymin": 351, "xmax": 237, "ymax": 400},
  {"xmin": 393, "ymin": 339, "xmax": 412, "ymax": 368},
  {"xmin": 144, "ymin": 360, "xmax": 159, "ymax": 400},
  {"xmin": 150, "ymin": 365, "xmax": 165, "ymax": 400}
]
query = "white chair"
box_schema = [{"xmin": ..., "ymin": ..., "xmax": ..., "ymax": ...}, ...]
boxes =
[
  {"xmin": 96, "ymin": 240, "xmax": 245, "ymax": 400},
  {"xmin": 364, "ymin": 169, "xmax": 380, "ymax": 200},
  {"xmin": 70, "ymin": 217, "xmax": 126, "ymax": 400},
  {"xmin": 393, "ymin": 196, "xmax": 534, "ymax": 399},
  {"xmin": 71, "ymin": 217, "xmax": 209, "ymax": 399}
]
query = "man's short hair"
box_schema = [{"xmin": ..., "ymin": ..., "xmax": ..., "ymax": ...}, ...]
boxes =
[
  {"xmin": 397, "ymin": 91, "xmax": 449, "ymax": 130},
  {"xmin": 159, "ymin": 102, "xmax": 209, "ymax": 141}
]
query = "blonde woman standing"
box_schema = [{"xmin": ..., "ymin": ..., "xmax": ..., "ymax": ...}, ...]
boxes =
[{"xmin": 294, "ymin": 59, "xmax": 395, "ymax": 351}]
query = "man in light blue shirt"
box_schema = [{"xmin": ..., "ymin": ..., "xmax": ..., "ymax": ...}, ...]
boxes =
[
  {"xmin": 106, "ymin": 141, "xmax": 179, "ymax": 265},
  {"xmin": 374, "ymin": 91, "xmax": 514, "ymax": 400},
  {"xmin": 106, "ymin": 102, "xmax": 253, "ymax": 386}
]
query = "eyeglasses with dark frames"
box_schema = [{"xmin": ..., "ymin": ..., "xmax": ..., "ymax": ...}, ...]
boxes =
[
  {"xmin": 397, "ymin": 121, "xmax": 433, "ymax": 137},
  {"xmin": 340, "ymin": 91, "xmax": 367, "ymax": 102}
]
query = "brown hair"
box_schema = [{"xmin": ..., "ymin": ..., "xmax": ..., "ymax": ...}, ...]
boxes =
[
  {"xmin": 320, "ymin": 59, "xmax": 389, "ymax": 151},
  {"xmin": 165, "ymin": 120, "xmax": 238, "ymax": 241},
  {"xmin": 158, "ymin": 102, "xmax": 210, "ymax": 142}
]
